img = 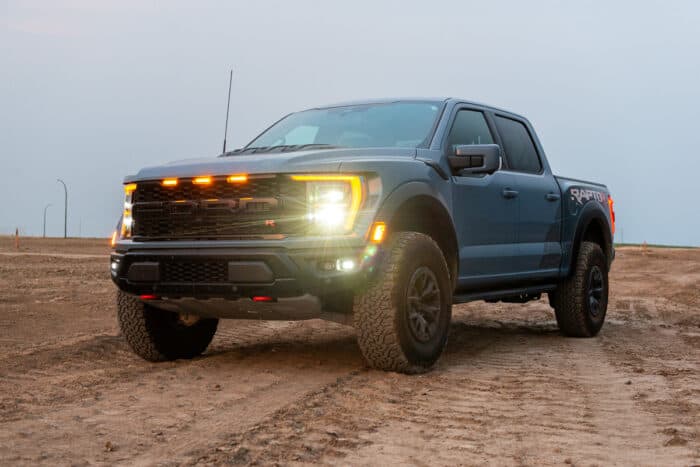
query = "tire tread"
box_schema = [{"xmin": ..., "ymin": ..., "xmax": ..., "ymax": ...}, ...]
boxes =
[
  {"xmin": 552, "ymin": 241, "xmax": 607, "ymax": 337},
  {"xmin": 353, "ymin": 232, "xmax": 450, "ymax": 373}
]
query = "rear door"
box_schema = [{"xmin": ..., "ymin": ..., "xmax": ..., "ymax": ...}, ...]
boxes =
[
  {"xmin": 492, "ymin": 114, "xmax": 562, "ymax": 278},
  {"xmin": 447, "ymin": 107, "xmax": 520, "ymax": 289}
]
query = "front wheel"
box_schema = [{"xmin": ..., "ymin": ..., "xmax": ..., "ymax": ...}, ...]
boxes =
[
  {"xmin": 551, "ymin": 241, "xmax": 609, "ymax": 337},
  {"xmin": 353, "ymin": 232, "xmax": 452, "ymax": 374},
  {"xmin": 117, "ymin": 291, "xmax": 218, "ymax": 361}
]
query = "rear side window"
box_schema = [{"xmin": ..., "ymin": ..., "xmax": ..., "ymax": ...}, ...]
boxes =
[
  {"xmin": 446, "ymin": 110, "xmax": 494, "ymax": 150},
  {"xmin": 494, "ymin": 116, "xmax": 541, "ymax": 173}
]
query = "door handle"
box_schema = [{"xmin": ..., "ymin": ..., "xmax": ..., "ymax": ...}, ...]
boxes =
[
  {"xmin": 545, "ymin": 192, "xmax": 561, "ymax": 201},
  {"xmin": 502, "ymin": 188, "xmax": 519, "ymax": 199}
]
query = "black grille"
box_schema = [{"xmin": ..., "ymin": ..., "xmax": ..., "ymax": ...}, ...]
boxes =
[
  {"xmin": 162, "ymin": 261, "xmax": 228, "ymax": 283},
  {"xmin": 131, "ymin": 175, "xmax": 307, "ymax": 240}
]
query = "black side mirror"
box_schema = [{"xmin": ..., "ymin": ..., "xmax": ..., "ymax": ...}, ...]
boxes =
[{"xmin": 448, "ymin": 144, "xmax": 501, "ymax": 175}]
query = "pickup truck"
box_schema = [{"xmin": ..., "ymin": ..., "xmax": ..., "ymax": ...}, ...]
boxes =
[{"xmin": 111, "ymin": 98, "xmax": 615, "ymax": 374}]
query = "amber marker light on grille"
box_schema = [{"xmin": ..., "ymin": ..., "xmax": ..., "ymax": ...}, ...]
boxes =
[
  {"xmin": 162, "ymin": 178, "xmax": 178, "ymax": 187},
  {"xmin": 124, "ymin": 183, "xmax": 137, "ymax": 194},
  {"xmin": 227, "ymin": 174, "xmax": 248, "ymax": 183},
  {"xmin": 370, "ymin": 221, "xmax": 386, "ymax": 243},
  {"xmin": 193, "ymin": 176, "xmax": 212, "ymax": 185}
]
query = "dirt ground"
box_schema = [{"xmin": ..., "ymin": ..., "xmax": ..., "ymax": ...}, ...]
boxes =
[{"xmin": 0, "ymin": 236, "xmax": 698, "ymax": 466}]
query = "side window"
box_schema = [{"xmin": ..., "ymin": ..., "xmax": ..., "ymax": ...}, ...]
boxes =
[
  {"xmin": 494, "ymin": 116, "xmax": 541, "ymax": 173},
  {"xmin": 446, "ymin": 110, "xmax": 494, "ymax": 150}
]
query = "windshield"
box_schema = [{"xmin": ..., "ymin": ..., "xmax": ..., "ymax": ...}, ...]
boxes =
[{"xmin": 246, "ymin": 101, "xmax": 442, "ymax": 150}]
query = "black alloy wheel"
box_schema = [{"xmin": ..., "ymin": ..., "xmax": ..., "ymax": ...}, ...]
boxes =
[{"xmin": 406, "ymin": 266, "xmax": 442, "ymax": 343}]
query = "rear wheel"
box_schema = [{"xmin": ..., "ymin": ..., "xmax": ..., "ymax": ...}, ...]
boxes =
[
  {"xmin": 353, "ymin": 232, "xmax": 452, "ymax": 373},
  {"xmin": 551, "ymin": 241, "xmax": 609, "ymax": 337},
  {"xmin": 117, "ymin": 291, "xmax": 218, "ymax": 361}
]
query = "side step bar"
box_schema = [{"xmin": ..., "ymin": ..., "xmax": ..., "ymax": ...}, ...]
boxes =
[{"xmin": 453, "ymin": 284, "xmax": 557, "ymax": 304}]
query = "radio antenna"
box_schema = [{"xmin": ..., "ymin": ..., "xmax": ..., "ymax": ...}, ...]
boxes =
[{"xmin": 222, "ymin": 69, "xmax": 233, "ymax": 154}]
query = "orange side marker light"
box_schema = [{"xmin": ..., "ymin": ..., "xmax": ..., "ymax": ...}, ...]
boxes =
[{"xmin": 370, "ymin": 222, "xmax": 386, "ymax": 243}]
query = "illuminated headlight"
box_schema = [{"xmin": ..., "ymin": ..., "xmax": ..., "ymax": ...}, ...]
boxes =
[
  {"xmin": 292, "ymin": 175, "xmax": 363, "ymax": 233},
  {"xmin": 121, "ymin": 183, "xmax": 137, "ymax": 238}
]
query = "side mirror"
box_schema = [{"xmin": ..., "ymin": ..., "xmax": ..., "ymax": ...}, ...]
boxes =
[{"xmin": 448, "ymin": 144, "xmax": 501, "ymax": 175}]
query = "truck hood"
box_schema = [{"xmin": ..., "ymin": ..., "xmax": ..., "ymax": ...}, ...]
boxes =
[{"xmin": 125, "ymin": 147, "xmax": 417, "ymax": 182}]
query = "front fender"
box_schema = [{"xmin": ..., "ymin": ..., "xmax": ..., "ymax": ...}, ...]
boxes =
[{"xmin": 374, "ymin": 180, "xmax": 453, "ymax": 227}]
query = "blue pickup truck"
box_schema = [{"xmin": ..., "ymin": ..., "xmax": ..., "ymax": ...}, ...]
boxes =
[{"xmin": 111, "ymin": 98, "xmax": 615, "ymax": 373}]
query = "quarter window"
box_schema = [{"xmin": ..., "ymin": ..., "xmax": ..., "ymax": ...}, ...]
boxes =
[
  {"xmin": 494, "ymin": 116, "xmax": 541, "ymax": 173},
  {"xmin": 446, "ymin": 110, "xmax": 494, "ymax": 150}
]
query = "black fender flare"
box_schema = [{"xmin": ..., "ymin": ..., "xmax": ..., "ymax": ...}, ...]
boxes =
[
  {"xmin": 373, "ymin": 181, "xmax": 459, "ymax": 282},
  {"xmin": 565, "ymin": 202, "xmax": 613, "ymax": 275},
  {"xmin": 374, "ymin": 181, "xmax": 454, "ymax": 229}
]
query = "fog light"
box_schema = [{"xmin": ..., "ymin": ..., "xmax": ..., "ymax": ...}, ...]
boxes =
[{"xmin": 336, "ymin": 258, "xmax": 356, "ymax": 272}]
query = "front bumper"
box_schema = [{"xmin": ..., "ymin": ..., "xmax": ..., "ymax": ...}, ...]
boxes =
[{"xmin": 111, "ymin": 241, "xmax": 382, "ymax": 321}]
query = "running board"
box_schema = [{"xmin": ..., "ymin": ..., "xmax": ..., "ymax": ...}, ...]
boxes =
[{"xmin": 453, "ymin": 284, "xmax": 557, "ymax": 304}]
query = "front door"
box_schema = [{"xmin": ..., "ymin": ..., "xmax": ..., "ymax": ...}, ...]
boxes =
[{"xmin": 447, "ymin": 108, "xmax": 520, "ymax": 290}]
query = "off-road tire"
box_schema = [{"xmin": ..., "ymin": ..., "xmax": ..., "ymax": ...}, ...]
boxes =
[
  {"xmin": 353, "ymin": 232, "xmax": 452, "ymax": 374},
  {"xmin": 117, "ymin": 291, "xmax": 218, "ymax": 361},
  {"xmin": 551, "ymin": 241, "xmax": 608, "ymax": 337}
]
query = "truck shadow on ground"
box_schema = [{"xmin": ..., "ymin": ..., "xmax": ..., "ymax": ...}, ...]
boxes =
[{"xmin": 199, "ymin": 316, "xmax": 578, "ymax": 373}]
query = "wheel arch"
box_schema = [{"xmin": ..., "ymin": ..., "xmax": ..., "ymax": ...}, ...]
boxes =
[
  {"xmin": 375, "ymin": 182, "xmax": 459, "ymax": 288},
  {"xmin": 568, "ymin": 204, "xmax": 613, "ymax": 275}
]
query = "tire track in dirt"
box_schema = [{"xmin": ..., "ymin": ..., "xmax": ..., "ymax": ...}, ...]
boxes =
[
  {"xmin": 598, "ymin": 325, "xmax": 700, "ymax": 460},
  {"xmin": 200, "ymin": 319, "xmax": 698, "ymax": 466},
  {"xmin": 0, "ymin": 318, "xmax": 364, "ymax": 465}
]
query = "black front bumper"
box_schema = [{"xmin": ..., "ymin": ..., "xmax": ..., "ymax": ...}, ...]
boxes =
[{"xmin": 110, "ymin": 244, "xmax": 377, "ymax": 302}]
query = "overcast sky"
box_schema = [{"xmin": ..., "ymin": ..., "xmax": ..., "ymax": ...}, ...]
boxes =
[{"xmin": 2, "ymin": 0, "xmax": 699, "ymax": 245}]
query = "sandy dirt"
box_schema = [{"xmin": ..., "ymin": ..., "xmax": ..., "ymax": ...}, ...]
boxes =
[{"xmin": 0, "ymin": 237, "xmax": 698, "ymax": 466}]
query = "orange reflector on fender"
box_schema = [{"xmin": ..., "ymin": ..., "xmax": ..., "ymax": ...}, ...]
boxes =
[
  {"xmin": 370, "ymin": 222, "xmax": 387, "ymax": 243},
  {"xmin": 110, "ymin": 230, "xmax": 118, "ymax": 248},
  {"xmin": 608, "ymin": 195, "xmax": 616, "ymax": 234}
]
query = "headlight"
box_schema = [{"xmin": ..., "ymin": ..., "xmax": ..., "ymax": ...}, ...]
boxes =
[
  {"xmin": 121, "ymin": 183, "xmax": 137, "ymax": 238},
  {"xmin": 291, "ymin": 175, "xmax": 363, "ymax": 233}
]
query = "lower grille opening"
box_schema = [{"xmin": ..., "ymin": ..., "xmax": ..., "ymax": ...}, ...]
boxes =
[{"xmin": 162, "ymin": 261, "xmax": 228, "ymax": 283}]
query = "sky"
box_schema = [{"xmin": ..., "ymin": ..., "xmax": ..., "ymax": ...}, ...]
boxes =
[{"xmin": 1, "ymin": 0, "xmax": 699, "ymax": 246}]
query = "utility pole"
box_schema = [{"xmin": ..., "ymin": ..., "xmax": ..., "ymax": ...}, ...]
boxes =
[
  {"xmin": 57, "ymin": 179, "xmax": 67, "ymax": 238},
  {"xmin": 43, "ymin": 203, "xmax": 52, "ymax": 238}
]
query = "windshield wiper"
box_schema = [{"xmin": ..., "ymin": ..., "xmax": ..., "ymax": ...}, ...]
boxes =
[{"xmin": 221, "ymin": 143, "xmax": 342, "ymax": 157}]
